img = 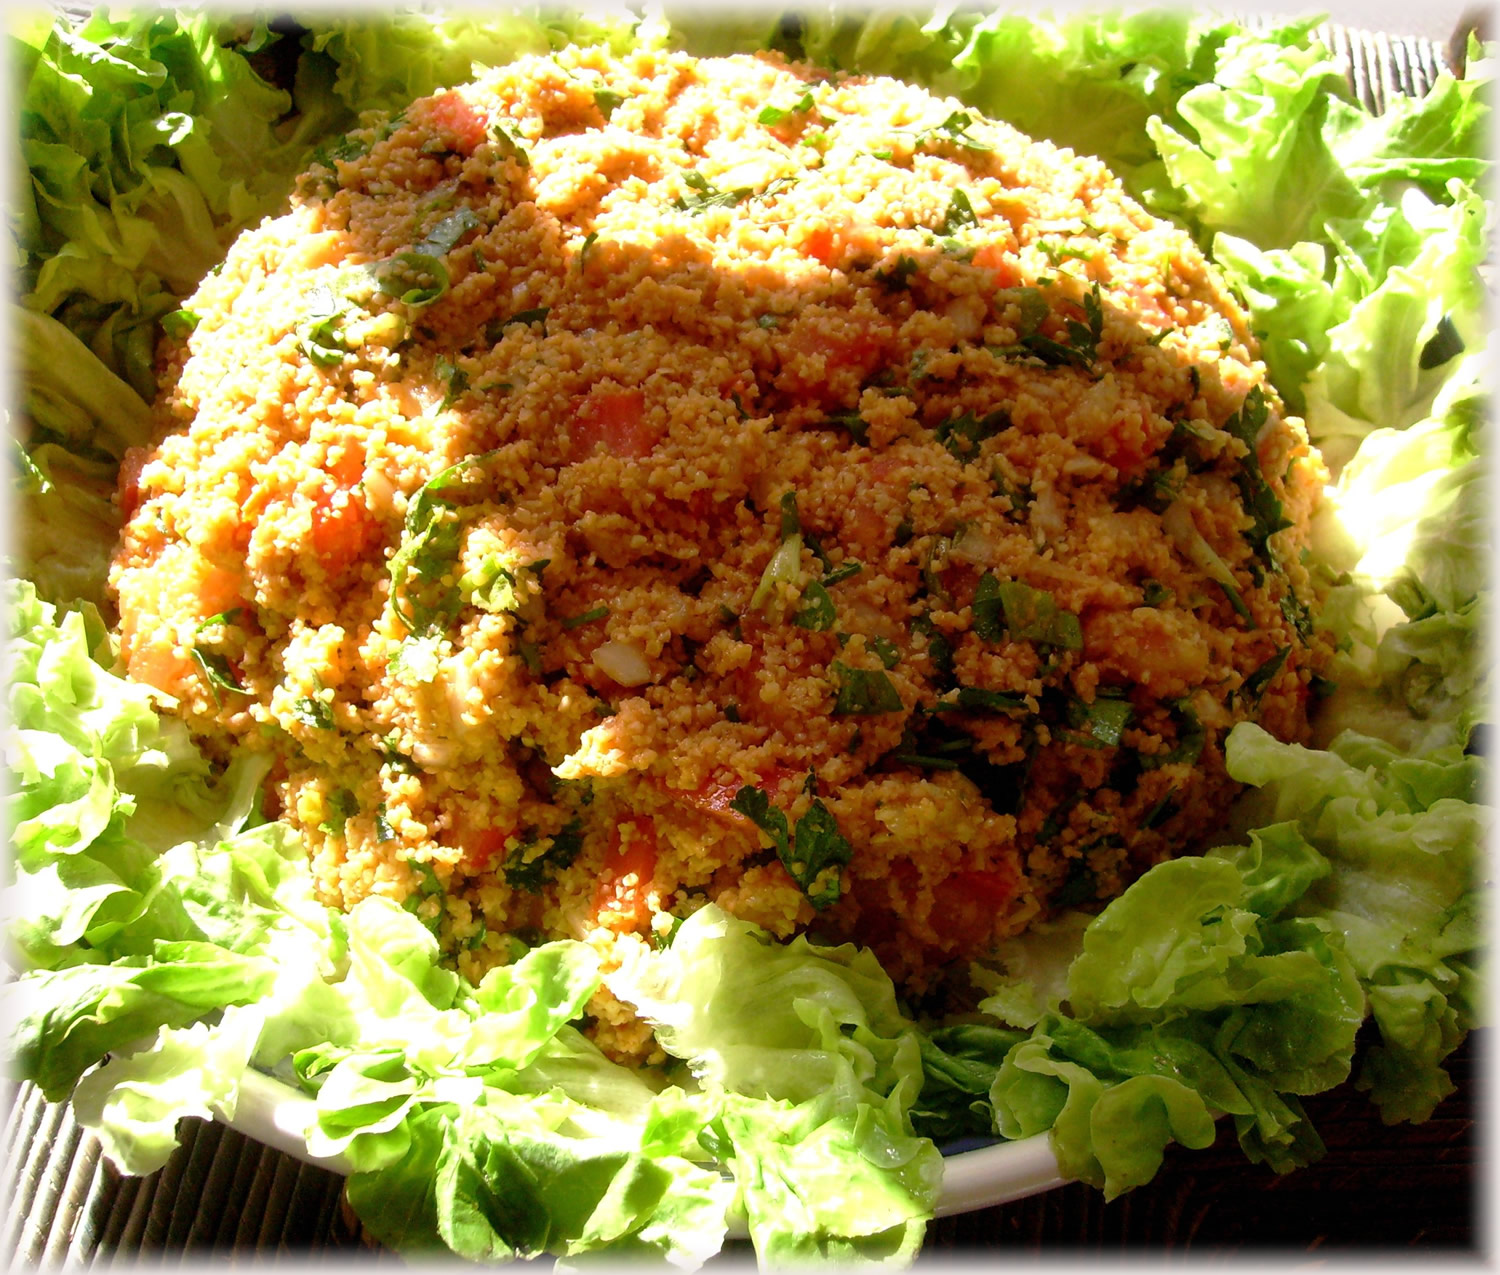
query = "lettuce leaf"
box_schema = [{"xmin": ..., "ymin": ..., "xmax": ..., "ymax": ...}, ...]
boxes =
[
  {"xmin": 608, "ymin": 905, "xmax": 943, "ymax": 1264},
  {"xmin": 300, "ymin": 5, "xmax": 650, "ymax": 114}
]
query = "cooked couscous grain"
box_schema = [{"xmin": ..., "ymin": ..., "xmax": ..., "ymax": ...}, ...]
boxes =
[{"xmin": 109, "ymin": 47, "xmax": 1329, "ymax": 1048}]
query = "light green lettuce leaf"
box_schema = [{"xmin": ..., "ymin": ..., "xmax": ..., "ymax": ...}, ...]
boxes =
[
  {"xmin": 1224, "ymin": 724, "xmax": 1486, "ymax": 1121},
  {"xmin": 608, "ymin": 904, "xmax": 942, "ymax": 1263},
  {"xmin": 67, "ymin": 1004, "xmax": 265, "ymax": 1175},
  {"xmin": 300, "ymin": 5, "xmax": 650, "ymax": 115}
]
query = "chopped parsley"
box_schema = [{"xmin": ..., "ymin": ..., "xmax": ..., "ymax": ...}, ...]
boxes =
[
  {"xmin": 189, "ymin": 609, "xmax": 245, "ymax": 704},
  {"xmin": 491, "ymin": 123, "xmax": 532, "ymax": 168},
  {"xmin": 1141, "ymin": 579, "xmax": 1173, "ymax": 607},
  {"xmin": 971, "ymin": 572, "xmax": 1005, "ymax": 643},
  {"xmin": 1143, "ymin": 789, "xmax": 1180, "ymax": 829},
  {"xmin": 792, "ymin": 580, "xmax": 836, "ymax": 631},
  {"xmin": 870, "ymin": 635, "xmax": 902, "ymax": 669},
  {"xmin": 319, "ymin": 788, "xmax": 359, "ymax": 837},
  {"xmin": 825, "ymin": 412, "xmax": 870, "ymax": 445},
  {"xmin": 831, "ymin": 662, "xmax": 903, "ymax": 715},
  {"xmin": 989, "ymin": 581, "xmax": 1083, "ymax": 651},
  {"xmin": 374, "ymin": 804, "xmax": 396, "ymax": 842},
  {"xmin": 935, "ymin": 408, "xmax": 1010, "ymax": 463},
  {"xmin": 504, "ymin": 821, "xmax": 584, "ymax": 892},
  {"xmin": 401, "ymin": 860, "xmax": 446, "ymax": 935},
  {"xmin": 822, "ymin": 560, "xmax": 863, "ymax": 587},
  {"xmin": 435, "ymin": 355, "xmax": 469, "ymax": 411},
  {"xmin": 874, "ymin": 254, "xmax": 920, "ymax": 290},
  {"xmin": 937, "ymin": 188, "xmax": 978, "ymax": 235},
  {"xmin": 751, "ymin": 491, "xmax": 805, "ymax": 614},
  {"xmin": 758, "ymin": 92, "xmax": 822, "ymax": 125},
  {"xmin": 1242, "ymin": 644, "xmax": 1291, "ymax": 704},
  {"xmin": 730, "ymin": 776, "xmax": 852, "ymax": 910},
  {"xmin": 291, "ymin": 695, "xmax": 335, "ymax": 730},
  {"xmin": 459, "ymin": 556, "xmax": 526, "ymax": 614},
  {"xmin": 297, "ymin": 285, "xmax": 352, "ymax": 366},
  {"xmin": 388, "ymin": 450, "xmax": 499, "ymax": 636},
  {"xmin": 937, "ymin": 685, "xmax": 1029, "ymax": 714},
  {"xmin": 593, "ymin": 88, "xmax": 624, "ymax": 119},
  {"xmin": 916, "ymin": 110, "xmax": 992, "ymax": 152},
  {"xmin": 990, "ymin": 283, "xmax": 1104, "ymax": 371},
  {"xmin": 1067, "ymin": 693, "xmax": 1133, "ymax": 747},
  {"xmin": 674, "ymin": 169, "xmax": 754, "ymax": 213},
  {"xmin": 1141, "ymin": 700, "xmax": 1206, "ymax": 770},
  {"xmin": 1223, "ymin": 386, "xmax": 1292, "ymax": 567},
  {"xmin": 485, "ymin": 307, "xmax": 550, "ymax": 343}
]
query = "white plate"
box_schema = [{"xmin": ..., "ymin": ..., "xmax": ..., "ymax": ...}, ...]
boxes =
[{"xmin": 228, "ymin": 1068, "xmax": 1068, "ymax": 1218}]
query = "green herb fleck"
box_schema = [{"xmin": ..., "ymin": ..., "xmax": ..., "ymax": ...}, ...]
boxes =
[
  {"xmin": 995, "ymin": 581, "xmax": 1082, "ymax": 651},
  {"xmin": 875, "ymin": 255, "xmax": 919, "ymax": 290},
  {"xmin": 435, "ymin": 355, "xmax": 469, "ymax": 411},
  {"xmin": 758, "ymin": 92, "xmax": 818, "ymax": 125},
  {"xmin": 831, "ymin": 662, "xmax": 903, "ymax": 715},
  {"xmin": 320, "ymin": 787, "xmax": 359, "ymax": 837},
  {"xmin": 1067, "ymin": 694, "xmax": 1133, "ymax": 747},
  {"xmin": 971, "ymin": 572, "xmax": 1005, "ymax": 642},
  {"xmin": 1243, "ymin": 645, "xmax": 1291, "ymax": 703},
  {"xmin": 492, "ymin": 123, "xmax": 532, "ymax": 169},
  {"xmin": 870, "ymin": 635, "xmax": 901, "ymax": 669},
  {"xmin": 793, "ymin": 581, "xmax": 836, "ymax": 631},
  {"xmin": 162, "ymin": 309, "xmax": 200, "ymax": 340},
  {"xmin": 388, "ymin": 450, "xmax": 499, "ymax": 635},
  {"xmin": 504, "ymin": 821, "xmax": 584, "ymax": 892},
  {"xmin": 936, "ymin": 408, "xmax": 1010, "ymax": 462},
  {"xmin": 291, "ymin": 695, "xmax": 335, "ymax": 730},
  {"xmin": 561, "ymin": 605, "xmax": 609, "ymax": 630},
  {"xmin": 730, "ymin": 780, "xmax": 852, "ymax": 910},
  {"xmin": 674, "ymin": 169, "xmax": 753, "ymax": 213},
  {"xmin": 938, "ymin": 189, "xmax": 978, "ymax": 236}
]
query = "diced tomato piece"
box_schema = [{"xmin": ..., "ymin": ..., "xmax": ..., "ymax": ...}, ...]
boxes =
[
  {"xmin": 840, "ymin": 456, "xmax": 907, "ymax": 559},
  {"xmin": 118, "ymin": 446, "xmax": 151, "ymax": 522},
  {"xmin": 326, "ymin": 440, "xmax": 366, "ymax": 487},
  {"xmin": 592, "ymin": 817, "xmax": 658, "ymax": 931},
  {"xmin": 931, "ymin": 866, "xmax": 1019, "ymax": 951},
  {"xmin": 568, "ymin": 389, "xmax": 661, "ymax": 461},
  {"xmin": 658, "ymin": 763, "xmax": 802, "ymax": 817},
  {"xmin": 310, "ymin": 486, "xmax": 376, "ymax": 576},
  {"xmin": 972, "ymin": 243, "xmax": 1022, "ymax": 290},
  {"xmin": 800, "ymin": 224, "xmax": 838, "ymax": 265},
  {"xmin": 126, "ymin": 637, "xmax": 192, "ymax": 696},
  {"xmin": 193, "ymin": 559, "xmax": 243, "ymax": 620},
  {"xmin": 425, "ymin": 90, "xmax": 489, "ymax": 154},
  {"xmin": 460, "ymin": 823, "xmax": 514, "ymax": 873}
]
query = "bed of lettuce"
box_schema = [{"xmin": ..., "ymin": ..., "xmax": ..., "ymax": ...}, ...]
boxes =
[{"xmin": 4, "ymin": 5, "xmax": 1491, "ymax": 1266}]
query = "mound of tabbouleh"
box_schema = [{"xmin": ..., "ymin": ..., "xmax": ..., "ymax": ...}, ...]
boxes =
[{"xmin": 109, "ymin": 45, "xmax": 1329, "ymax": 1057}]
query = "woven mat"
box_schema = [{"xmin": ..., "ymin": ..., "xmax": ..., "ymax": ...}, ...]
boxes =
[{"xmin": 5, "ymin": 13, "xmax": 1479, "ymax": 1266}]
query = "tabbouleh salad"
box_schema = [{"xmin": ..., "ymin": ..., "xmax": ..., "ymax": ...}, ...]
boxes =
[{"xmin": 111, "ymin": 46, "xmax": 1327, "ymax": 1060}]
